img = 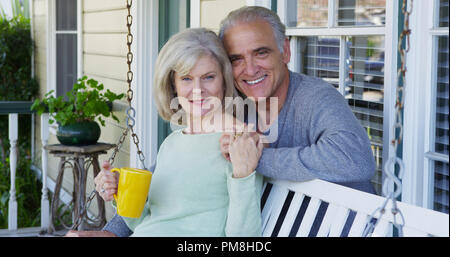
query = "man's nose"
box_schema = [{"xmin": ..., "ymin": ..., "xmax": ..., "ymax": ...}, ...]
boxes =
[{"xmin": 244, "ymin": 57, "xmax": 258, "ymax": 76}]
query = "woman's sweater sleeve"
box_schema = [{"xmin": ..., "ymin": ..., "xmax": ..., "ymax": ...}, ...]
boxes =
[{"xmin": 225, "ymin": 170, "xmax": 263, "ymax": 237}]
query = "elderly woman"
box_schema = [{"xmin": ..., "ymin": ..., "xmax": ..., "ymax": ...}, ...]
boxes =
[{"xmin": 67, "ymin": 28, "xmax": 263, "ymax": 237}]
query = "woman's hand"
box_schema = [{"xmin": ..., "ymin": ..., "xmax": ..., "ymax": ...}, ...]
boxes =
[
  {"xmin": 228, "ymin": 129, "xmax": 264, "ymax": 178},
  {"xmin": 220, "ymin": 125, "xmax": 261, "ymax": 162},
  {"xmin": 219, "ymin": 133, "xmax": 232, "ymax": 161},
  {"xmin": 94, "ymin": 161, "xmax": 119, "ymax": 201}
]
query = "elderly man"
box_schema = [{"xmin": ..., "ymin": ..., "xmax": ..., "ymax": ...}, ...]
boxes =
[{"xmin": 68, "ymin": 6, "xmax": 375, "ymax": 237}]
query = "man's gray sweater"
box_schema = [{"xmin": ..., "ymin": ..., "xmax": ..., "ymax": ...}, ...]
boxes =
[{"xmin": 258, "ymin": 71, "xmax": 376, "ymax": 193}]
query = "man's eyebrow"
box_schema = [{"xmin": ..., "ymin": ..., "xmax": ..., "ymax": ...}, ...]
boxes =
[
  {"xmin": 228, "ymin": 54, "xmax": 241, "ymax": 59},
  {"xmin": 254, "ymin": 47, "xmax": 272, "ymax": 53}
]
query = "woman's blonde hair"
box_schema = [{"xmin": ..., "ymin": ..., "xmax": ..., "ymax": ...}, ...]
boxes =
[{"xmin": 153, "ymin": 28, "xmax": 237, "ymax": 122}]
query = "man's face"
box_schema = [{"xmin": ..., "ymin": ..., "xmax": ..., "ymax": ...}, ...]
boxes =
[{"xmin": 222, "ymin": 19, "xmax": 290, "ymax": 100}]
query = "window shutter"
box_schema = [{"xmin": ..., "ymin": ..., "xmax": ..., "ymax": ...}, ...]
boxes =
[{"xmin": 433, "ymin": 35, "xmax": 449, "ymax": 214}]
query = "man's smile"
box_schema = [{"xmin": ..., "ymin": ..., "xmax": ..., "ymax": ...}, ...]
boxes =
[{"xmin": 243, "ymin": 75, "xmax": 267, "ymax": 86}]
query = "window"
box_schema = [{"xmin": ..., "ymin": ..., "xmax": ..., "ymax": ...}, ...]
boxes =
[
  {"xmin": 301, "ymin": 36, "xmax": 340, "ymax": 88},
  {"xmin": 337, "ymin": 0, "xmax": 386, "ymax": 26},
  {"xmin": 428, "ymin": 0, "xmax": 449, "ymax": 213},
  {"xmin": 55, "ymin": 0, "xmax": 79, "ymax": 98},
  {"xmin": 295, "ymin": 0, "xmax": 329, "ymax": 27},
  {"xmin": 285, "ymin": 0, "xmax": 389, "ymax": 194},
  {"xmin": 402, "ymin": 0, "xmax": 448, "ymax": 213}
]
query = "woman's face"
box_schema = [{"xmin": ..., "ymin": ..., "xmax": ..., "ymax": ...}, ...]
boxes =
[{"xmin": 174, "ymin": 55, "xmax": 224, "ymax": 119}]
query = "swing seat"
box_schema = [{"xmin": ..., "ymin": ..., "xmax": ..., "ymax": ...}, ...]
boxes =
[{"xmin": 260, "ymin": 178, "xmax": 449, "ymax": 237}]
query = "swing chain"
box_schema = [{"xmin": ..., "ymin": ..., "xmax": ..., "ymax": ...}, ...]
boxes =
[
  {"xmin": 71, "ymin": 0, "xmax": 145, "ymax": 231},
  {"xmin": 109, "ymin": 0, "xmax": 146, "ymax": 169},
  {"xmin": 363, "ymin": 0, "xmax": 412, "ymax": 237}
]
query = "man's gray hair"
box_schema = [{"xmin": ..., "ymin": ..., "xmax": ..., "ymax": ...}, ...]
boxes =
[{"xmin": 219, "ymin": 6, "xmax": 286, "ymax": 54}]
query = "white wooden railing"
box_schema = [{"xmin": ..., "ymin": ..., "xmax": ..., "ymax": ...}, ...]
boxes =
[{"xmin": 1, "ymin": 102, "xmax": 49, "ymax": 235}]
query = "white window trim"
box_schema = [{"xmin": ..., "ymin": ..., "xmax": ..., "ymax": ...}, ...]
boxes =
[
  {"xmin": 246, "ymin": 0, "xmax": 272, "ymax": 9},
  {"xmin": 46, "ymin": 0, "xmax": 83, "ymax": 135},
  {"xmin": 190, "ymin": 0, "xmax": 201, "ymax": 28},
  {"xmin": 131, "ymin": 0, "xmax": 159, "ymax": 170},
  {"xmin": 189, "ymin": 0, "xmax": 273, "ymax": 28},
  {"xmin": 279, "ymin": 0, "xmax": 399, "ymax": 197},
  {"xmin": 404, "ymin": 0, "xmax": 449, "ymax": 209}
]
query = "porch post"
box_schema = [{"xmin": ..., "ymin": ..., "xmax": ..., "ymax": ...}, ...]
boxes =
[
  {"xmin": 40, "ymin": 113, "xmax": 50, "ymax": 230},
  {"xmin": 8, "ymin": 114, "xmax": 18, "ymax": 231}
]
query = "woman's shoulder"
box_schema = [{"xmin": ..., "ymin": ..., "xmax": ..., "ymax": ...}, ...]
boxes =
[{"xmin": 158, "ymin": 128, "xmax": 184, "ymax": 150}]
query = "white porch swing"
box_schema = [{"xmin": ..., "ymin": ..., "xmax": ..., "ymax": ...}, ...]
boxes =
[{"xmin": 76, "ymin": 0, "xmax": 449, "ymax": 237}]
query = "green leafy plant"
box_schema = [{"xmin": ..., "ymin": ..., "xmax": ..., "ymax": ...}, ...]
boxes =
[
  {"xmin": 0, "ymin": 1, "xmax": 40, "ymax": 230},
  {"xmin": 0, "ymin": 0, "xmax": 30, "ymax": 19},
  {"xmin": 0, "ymin": 15, "xmax": 38, "ymax": 101},
  {"xmin": 31, "ymin": 76, "xmax": 125, "ymax": 127}
]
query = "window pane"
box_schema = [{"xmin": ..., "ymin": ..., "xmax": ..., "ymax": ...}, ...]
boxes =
[
  {"xmin": 301, "ymin": 36, "xmax": 340, "ymax": 88},
  {"xmin": 435, "ymin": 36, "xmax": 449, "ymax": 155},
  {"xmin": 56, "ymin": 34, "xmax": 77, "ymax": 98},
  {"xmin": 56, "ymin": 0, "xmax": 77, "ymax": 31},
  {"xmin": 345, "ymin": 36, "xmax": 385, "ymax": 194},
  {"xmin": 433, "ymin": 161, "xmax": 449, "ymax": 214},
  {"xmin": 439, "ymin": 0, "xmax": 449, "ymax": 27},
  {"xmin": 299, "ymin": 35, "xmax": 385, "ymax": 194},
  {"xmin": 337, "ymin": 0, "xmax": 386, "ymax": 26},
  {"xmin": 296, "ymin": 0, "xmax": 328, "ymax": 27}
]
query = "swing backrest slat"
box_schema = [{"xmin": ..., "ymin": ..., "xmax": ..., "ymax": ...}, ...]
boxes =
[{"xmin": 261, "ymin": 178, "xmax": 449, "ymax": 237}]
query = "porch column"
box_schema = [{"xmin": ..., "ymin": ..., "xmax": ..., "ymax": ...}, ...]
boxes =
[
  {"xmin": 8, "ymin": 114, "xmax": 18, "ymax": 231},
  {"xmin": 40, "ymin": 114, "xmax": 50, "ymax": 230}
]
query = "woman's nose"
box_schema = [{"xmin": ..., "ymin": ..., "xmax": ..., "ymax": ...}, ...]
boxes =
[{"xmin": 192, "ymin": 83, "xmax": 202, "ymax": 99}]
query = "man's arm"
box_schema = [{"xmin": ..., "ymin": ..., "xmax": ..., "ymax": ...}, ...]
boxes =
[
  {"xmin": 102, "ymin": 213, "xmax": 133, "ymax": 237},
  {"xmin": 256, "ymin": 84, "xmax": 376, "ymax": 185}
]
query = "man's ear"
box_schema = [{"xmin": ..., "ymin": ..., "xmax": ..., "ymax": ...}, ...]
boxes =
[{"xmin": 282, "ymin": 37, "xmax": 291, "ymax": 64}]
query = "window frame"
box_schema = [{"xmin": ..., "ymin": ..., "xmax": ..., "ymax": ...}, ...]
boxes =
[
  {"xmin": 131, "ymin": 0, "xmax": 160, "ymax": 170},
  {"xmin": 278, "ymin": 0, "xmax": 399, "ymax": 197}
]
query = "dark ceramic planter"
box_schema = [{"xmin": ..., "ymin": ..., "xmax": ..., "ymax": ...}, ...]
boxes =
[{"xmin": 56, "ymin": 121, "xmax": 101, "ymax": 146}]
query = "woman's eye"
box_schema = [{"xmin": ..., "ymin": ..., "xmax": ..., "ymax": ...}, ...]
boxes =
[
  {"xmin": 181, "ymin": 77, "xmax": 191, "ymax": 81},
  {"xmin": 204, "ymin": 75, "xmax": 215, "ymax": 80}
]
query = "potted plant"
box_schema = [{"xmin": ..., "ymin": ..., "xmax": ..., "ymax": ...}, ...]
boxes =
[{"xmin": 31, "ymin": 76, "xmax": 124, "ymax": 145}]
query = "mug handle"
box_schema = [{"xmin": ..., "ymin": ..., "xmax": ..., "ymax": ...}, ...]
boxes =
[{"xmin": 110, "ymin": 168, "xmax": 120, "ymax": 203}]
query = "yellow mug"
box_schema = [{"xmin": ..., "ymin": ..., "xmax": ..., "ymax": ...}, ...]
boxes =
[{"xmin": 110, "ymin": 167, "xmax": 152, "ymax": 218}]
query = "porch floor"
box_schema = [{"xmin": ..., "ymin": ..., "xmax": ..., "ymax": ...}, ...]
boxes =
[{"xmin": 0, "ymin": 227, "xmax": 69, "ymax": 237}]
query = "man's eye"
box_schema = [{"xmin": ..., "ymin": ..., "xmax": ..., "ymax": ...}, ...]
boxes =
[
  {"xmin": 257, "ymin": 50, "xmax": 269, "ymax": 56},
  {"xmin": 230, "ymin": 57, "xmax": 241, "ymax": 63}
]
